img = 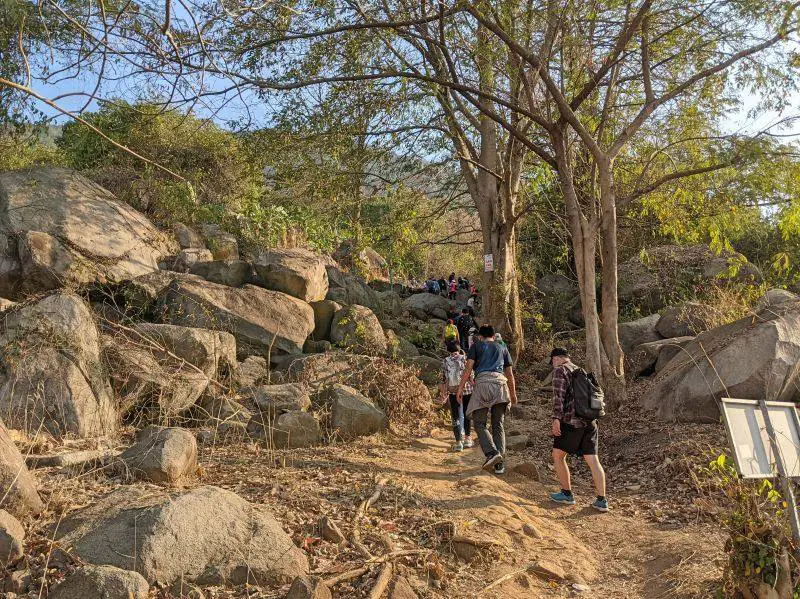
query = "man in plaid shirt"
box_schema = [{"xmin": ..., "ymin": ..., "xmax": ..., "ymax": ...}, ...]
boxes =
[{"xmin": 549, "ymin": 347, "xmax": 609, "ymax": 512}]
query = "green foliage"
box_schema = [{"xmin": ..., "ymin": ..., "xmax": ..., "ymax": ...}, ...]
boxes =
[
  {"xmin": 0, "ymin": 129, "xmax": 64, "ymax": 171},
  {"xmin": 407, "ymin": 325, "xmax": 439, "ymax": 352},
  {"xmin": 701, "ymin": 454, "xmax": 799, "ymax": 597}
]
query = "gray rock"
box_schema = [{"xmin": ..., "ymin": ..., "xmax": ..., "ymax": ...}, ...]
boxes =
[
  {"xmin": 756, "ymin": 288, "xmax": 799, "ymax": 313},
  {"xmin": 118, "ymin": 427, "xmax": 197, "ymax": 484},
  {"xmin": 199, "ymin": 223, "xmax": 239, "ymax": 261},
  {"xmin": 642, "ymin": 298, "xmax": 800, "ymax": 422},
  {"xmin": 655, "ymin": 338, "xmax": 695, "ymax": 372},
  {"xmin": 173, "ymin": 223, "xmax": 205, "ymax": 249},
  {"xmin": 657, "ymin": 302, "xmax": 708, "ymax": 338},
  {"xmin": 156, "ymin": 278, "xmax": 315, "ymax": 360},
  {"xmin": 506, "ymin": 434, "xmax": 529, "ymax": 451},
  {"xmin": 328, "ymin": 384, "xmax": 388, "ymax": 439},
  {"xmin": 627, "ymin": 337, "xmax": 694, "ymax": 377},
  {"xmin": 412, "ymin": 355, "xmax": 442, "ymax": 386},
  {"xmin": 536, "ymin": 273, "xmax": 576, "ymax": 297},
  {"xmin": 325, "ymin": 266, "xmax": 383, "ymax": 313},
  {"xmin": 0, "ymin": 421, "xmax": 44, "ymax": 518},
  {"xmin": 249, "ymin": 383, "xmax": 311, "ymax": 415},
  {"xmin": 385, "ymin": 330, "xmax": 419, "ymax": 359},
  {"xmin": 390, "ymin": 576, "xmax": 419, "ymax": 599},
  {"xmin": 379, "ymin": 290, "xmax": 403, "ymax": 317},
  {"xmin": 0, "ymin": 168, "xmax": 174, "ymax": 298},
  {"xmin": 57, "ymin": 485, "xmax": 308, "ymax": 585},
  {"xmin": 309, "ymin": 300, "xmax": 342, "ymax": 341},
  {"xmin": 287, "ymin": 575, "xmax": 332, "ymax": 599},
  {"xmin": 249, "ymin": 411, "xmax": 321, "ymax": 448},
  {"xmin": 103, "ymin": 323, "xmax": 236, "ymax": 416},
  {"xmin": 304, "ymin": 339, "xmax": 332, "ymax": 354},
  {"xmin": 0, "ymin": 293, "xmax": 116, "ymax": 437},
  {"xmin": 283, "ymin": 353, "xmax": 376, "ymax": 389},
  {"xmin": 232, "ymin": 356, "xmax": 270, "ymax": 389},
  {"xmin": 49, "ymin": 565, "xmax": 149, "ymax": 599},
  {"xmin": 252, "ymin": 248, "xmax": 329, "ymax": 302},
  {"xmin": 330, "ymin": 305, "xmax": 388, "ymax": 354},
  {"xmin": 0, "ymin": 509, "xmax": 24, "ymax": 564},
  {"xmin": 197, "ymin": 395, "xmax": 252, "ymax": 437},
  {"xmin": 402, "ymin": 293, "xmax": 453, "ymax": 320},
  {"xmin": 169, "ymin": 248, "xmax": 214, "ymax": 273},
  {"xmin": 189, "ymin": 260, "xmax": 252, "ymax": 287},
  {"xmin": 120, "ymin": 271, "xmax": 204, "ymax": 315},
  {"xmin": 618, "ymin": 314, "xmax": 662, "ymax": 354}
]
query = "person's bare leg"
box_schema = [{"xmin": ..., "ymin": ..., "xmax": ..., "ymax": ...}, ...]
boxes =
[
  {"xmin": 583, "ymin": 454, "xmax": 606, "ymax": 496},
  {"xmin": 552, "ymin": 448, "xmax": 571, "ymax": 491}
]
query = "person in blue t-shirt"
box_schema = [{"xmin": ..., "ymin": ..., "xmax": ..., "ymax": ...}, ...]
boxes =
[{"xmin": 456, "ymin": 325, "xmax": 517, "ymax": 474}]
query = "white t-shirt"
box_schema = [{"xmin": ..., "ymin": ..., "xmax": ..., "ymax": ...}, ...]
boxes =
[{"xmin": 467, "ymin": 297, "xmax": 475, "ymax": 308}]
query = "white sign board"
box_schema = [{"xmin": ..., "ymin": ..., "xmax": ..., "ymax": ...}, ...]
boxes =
[
  {"xmin": 484, "ymin": 254, "xmax": 494, "ymax": 272},
  {"xmin": 720, "ymin": 398, "xmax": 800, "ymax": 479}
]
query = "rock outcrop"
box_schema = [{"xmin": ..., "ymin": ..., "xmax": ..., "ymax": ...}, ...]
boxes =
[
  {"xmin": 103, "ymin": 323, "xmax": 236, "ymax": 416},
  {"xmin": 0, "ymin": 168, "xmax": 174, "ymax": 298},
  {"xmin": 156, "ymin": 278, "xmax": 315, "ymax": 359},
  {"xmin": 189, "ymin": 260, "xmax": 252, "ymax": 287},
  {"xmin": 325, "ymin": 266, "xmax": 383, "ymax": 313},
  {"xmin": 0, "ymin": 421, "xmax": 44, "ymax": 517},
  {"xmin": 57, "ymin": 485, "xmax": 308, "ymax": 586},
  {"xmin": 310, "ymin": 300, "xmax": 342, "ymax": 341},
  {"xmin": 656, "ymin": 302, "xmax": 709, "ymax": 338},
  {"xmin": 618, "ymin": 314, "xmax": 662, "ymax": 353},
  {"xmin": 250, "ymin": 411, "xmax": 321, "ymax": 448},
  {"xmin": 0, "ymin": 509, "xmax": 25, "ymax": 564},
  {"xmin": 642, "ymin": 299, "xmax": 800, "ymax": 422},
  {"xmin": 49, "ymin": 565, "xmax": 150, "ymax": 599},
  {"xmin": 249, "ymin": 383, "xmax": 311, "ymax": 415},
  {"xmin": 252, "ymin": 248, "xmax": 329, "ymax": 302},
  {"xmin": 402, "ymin": 293, "xmax": 452, "ymax": 321},
  {"xmin": 0, "ymin": 293, "xmax": 116, "ymax": 437}
]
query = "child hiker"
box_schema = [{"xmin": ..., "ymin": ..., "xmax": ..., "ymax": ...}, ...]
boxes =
[{"xmin": 439, "ymin": 341, "xmax": 474, "ymax": 451}]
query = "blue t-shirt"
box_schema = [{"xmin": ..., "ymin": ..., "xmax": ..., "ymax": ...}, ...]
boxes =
[{"xmin": 468, "ymin": 340, "xmax": 513, "ymax": 374}]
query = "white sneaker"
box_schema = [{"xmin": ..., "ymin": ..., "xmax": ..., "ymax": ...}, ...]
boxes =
[
  {"xmin": 453, "ymin": 442, "xmax": 463, "ymax": 452},
  {"xmin": 464, "ymin": 438, "xmax": 474, "ymax": 448}
]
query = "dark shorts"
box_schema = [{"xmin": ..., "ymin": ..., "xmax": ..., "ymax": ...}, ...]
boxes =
[{"xmin": 553, "ymin": 421, "xmax": 598, "ymax": 456}]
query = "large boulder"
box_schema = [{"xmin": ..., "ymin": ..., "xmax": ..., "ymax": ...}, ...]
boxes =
[
  {"xmin": 252, "ymin": 249, "xmax": 328, "ymax": 303},
  {"xmin": 0, "ymin": 508, "xmax": 25, "ymax": 564},
  {"xmin": 310, "ymin": 300, "xmax": 342, "ymax": 342},
  {"xmin": 56, "ymin": 485, "xmax": 308, "ymax": 585},
  {"xmin": 281, "ymin": 353, "xmax": 375, "ymax": 389},
  {"xmin": 327, "ymin": 384, "xmax": 388, "ymax": 439},
  {"xmin": 197, "ymin": 394, "xmax": 252, "ymax": 438},
  {"xmin": 103, "ymin": 323, "xmax": 236, "ymax": 416},
  {"xmin": 189, "ymin": 260, "xmax": 252, "ymax": 288},
  {"xmin": 119, "ymin": 271, "xmax": 204, "ymax": 315},
  {"xmin": 0, "ymin": 421, "xmax": 44, "ymax": 518},
  {"xmin": 248, "ymin": 383, "xmax": 311, "ymax": 415},
  {"xmin": 164, "ymin": 248, "xmax": 214, "ymax": 273},
  {"xmin": 627, "ymin": 337, "xmax": 695, "ymax": 377},
  {"xmin": 618, "ymin": 244, "xmax": 763, "ymax": 312},
  {"xmin": 0, "ymin": 293, "xmax": 115, "ymax": 437},
  {"xmin": 173, "ymin": 223, "xmax": 205, "ymax": 249},
  {"xmin": 49, "ymin": 565, "xmax": 149, "ymax": 599},
  {"xmin": 118, "ymin": 427, "xmax": 198, "ymax": 484},
  {"xmin": 325, "ymin": 266, "xmax": 383, "ymax": 313},
  {"xmin": 756, "ymin": 288, "xmax": 799, "ymax": 313},
  {"xmin": 379, "ymin": 290, "xmax": 403, "ymax": 317},
  {"xmin": 231, "ymin": 356, "xmax": 270, "ymax": 389},
  {"xmin": 0, "ymin": 168, "xmax": 174, "ymax": 298},
  {"xmin": 618, "ymin": 314, "xmax": 662, "ymax": 354},
  {"xmin": 402, "ymin": 293, "xmax": 453, "ymax": 320},
  {"xmin": 642, "ymin": 299, "xmax": 800, "ymax": 422},
  {"xmin": 329, "ymin": 305, "xmax": 388, "ymax": 354},
  {"xmin": 385, "ymin": 330, "xmax": 420, "ymax": 359},
  {"xmin": 155, "ymin": 278, "xmax": 315, "ymax": 360},
  {"xmin": 657, "ymin": 302, "xmax": 710, "ymax": 338}
]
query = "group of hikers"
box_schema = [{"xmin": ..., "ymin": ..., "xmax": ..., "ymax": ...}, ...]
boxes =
[
  {"xmin": 424, "ymin": 272, "xmax": 480, "ymax": 305},
  {"xmin": 436, "ymin": 309, "xmax": 609, "ymax": 512}
]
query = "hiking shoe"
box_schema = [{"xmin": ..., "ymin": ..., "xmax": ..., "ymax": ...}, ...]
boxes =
[
  {"xmin": 482, "ymin": 454, "xmax": 503, "ymax": 470},
  {"xmin": 464, "ymin": 438, "xmax": 474, "ymax": 448},
  {"xmin": 549, "ymin": 491, "xmax": 576, "ymax": 505},
  {"xmin": 493, "ymin": 462, "xmax": 505, "ymax": 475},
  {"xmin": 453, "ymin": 441, "xmax": 463, "ymax": 452},
  {"xmin": 591, "ymin": 497, "xmax": 609, "ymax": 512}
]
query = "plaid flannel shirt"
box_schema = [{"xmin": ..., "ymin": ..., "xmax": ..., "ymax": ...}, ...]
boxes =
[
  {"xmin": 442, "ymin": 353, "xmax": 473, "ymax": 394},
  {"xmin": 553, "ymin": 361, "xmax": 585, "ymax": 428}
]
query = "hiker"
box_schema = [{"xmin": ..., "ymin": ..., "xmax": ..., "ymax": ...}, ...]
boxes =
[
  {"xmin": 449, "ymin": 272, "xmax": 456, "ymax": 283},
  {"xmin": 456, "ymin": 325, "xmax": 517, "ymax": 475},
  {"xmin": 438, "ymin": 277, "xmax": 448, "ymax": 297},
  {"xmin": 442, "ymin": 319, "xmax": 459, "ymax": 347},
  {"xmin": 456, "ymin": 308, "xmax": 474, "ymax": 351},
  {"xmin": 466, "ymin": 293, "xmax": 476, "ymax": 315},
  {"xmin": 448, "ymin": 278, "xmax": 458, "ymax": 299},
  {"xmin": 439, "ymin": 341, "xmax": 474, "ymax": 451},
  {"xmin": 549, "ymin": 348, "xmax": 609, "ymax": 512}
]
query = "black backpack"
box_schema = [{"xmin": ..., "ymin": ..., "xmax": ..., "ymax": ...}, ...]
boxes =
[{"xmin": 566, "ymin": 367, "xmax": 606, "ymax": 421}]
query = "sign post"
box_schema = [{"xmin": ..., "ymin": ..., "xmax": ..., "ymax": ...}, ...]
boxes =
[
  {"xmin": 483, "ymin": 254, "xmax": 494, "ymax": 272},
  {"xmin": 720, "ymin": 397, "xmax": 800, "ymax": 555}
]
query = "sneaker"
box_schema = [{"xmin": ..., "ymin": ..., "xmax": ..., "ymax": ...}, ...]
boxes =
[
  {"xmin": 453, "ymin": 441, "xmax": 463, "ymax": 452},
  {"xmin": 493, "ymin": 462, "xmax": 505, "ymax": 475},
  {"xmin": 482, "ymin": 454, "xmax": 503, "ymax": 470},
  {"xmin": 549, "ymin": 491, "xmax": 576, "ymax": 505},
  {"xmin": 591, "ymin": 497, "xmax": 609, "ymax": 512},
  {"xmin": 464, "ymin": 438, "xmax": 474, "ymax": 448}
]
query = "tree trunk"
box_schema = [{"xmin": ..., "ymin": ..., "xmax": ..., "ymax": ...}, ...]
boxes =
[
  {"xmin": 597, "ymin": 157, "xmax": 626, "ymax": 403},
  {"xmin": 481, "ymin": 220, "xmax": 523, "ymax": 359}
]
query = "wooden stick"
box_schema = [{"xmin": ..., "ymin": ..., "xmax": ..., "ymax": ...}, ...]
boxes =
[
  {"xmin": 323, "ymin": 566, "xmax": 370, "ymax": 587},
  {"xmin": 478, "ymin": 567, "xmax": 531, "ymax": 594},
  {"xmin": 367, "ymin": 562, "xmax": 393, "ymax": 599},
  {"xmin": 351, "ymin": 478, "xmax": 389, "ymax": 560}
]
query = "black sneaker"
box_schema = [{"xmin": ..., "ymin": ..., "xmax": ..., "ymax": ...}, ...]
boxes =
[
  {"xmin": 482, "ymin": 454, "xmax": 502, "ymax": 471},
  {"xmin": 493, "ymin": 462, "xmax": 505, "ymax": 475}
]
